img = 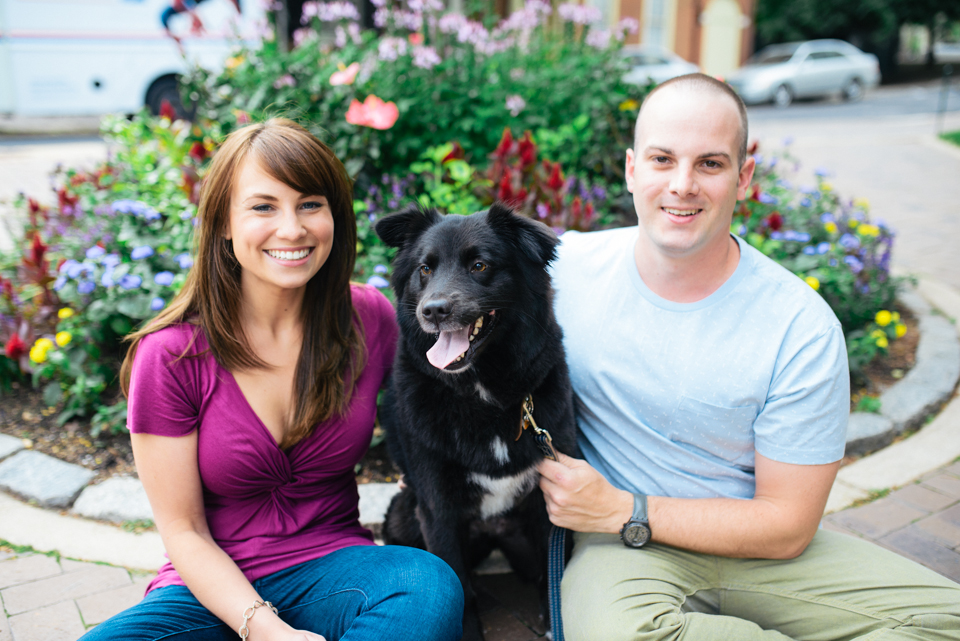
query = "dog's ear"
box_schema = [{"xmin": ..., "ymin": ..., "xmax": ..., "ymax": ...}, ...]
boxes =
[
  {"xmin": 375, "ymin": 206, "xmax": 443, "ymax": 249},
  {"xmin": 486, "ymin": 202, "xmax": 560, "ymax": 266}
]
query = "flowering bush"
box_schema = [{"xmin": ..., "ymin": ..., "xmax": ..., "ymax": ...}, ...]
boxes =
[
  {"xmin": 184, "ymin": 0, "xmax": 645, "ymax": 192},
  {"xmin": 731, "ymin": 141, "xmax": 905, "ymax": 379}
]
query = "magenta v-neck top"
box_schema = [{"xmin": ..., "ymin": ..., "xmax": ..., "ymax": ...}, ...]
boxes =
[{"xmin": 127, "ymin": 284, "xmax": 398, "ymax": 594}]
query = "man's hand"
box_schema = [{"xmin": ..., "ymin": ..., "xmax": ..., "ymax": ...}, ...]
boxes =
[{"xmin": 537, "ymin": 452, "xmax": 634, "ymax": 534}]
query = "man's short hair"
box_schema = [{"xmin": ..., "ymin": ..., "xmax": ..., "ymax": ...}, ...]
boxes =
[{"xmin": 633, "ymin": 73, "xmax": 749, "ymax": 168}]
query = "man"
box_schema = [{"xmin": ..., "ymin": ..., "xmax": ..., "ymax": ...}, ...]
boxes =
[{"xmin": 538, "ymin": 74, "xmax": 960, "ymax": 640}]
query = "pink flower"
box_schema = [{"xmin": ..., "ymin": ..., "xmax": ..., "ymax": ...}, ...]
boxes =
[
  {"xmin": 345, "ymin": 95, "xmax": 399, "ymax": 130},
  {"xmin": 330, "ymin": 62, "xmax": 360, "ymax": 86}
]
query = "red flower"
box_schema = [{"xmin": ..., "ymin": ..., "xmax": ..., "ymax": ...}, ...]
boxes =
[
  {"xmin": 546, "ymin": 163, "xmax": 565, "ymax": 191},
  {"xmin": 494, "ymin": 128, "xmax": 514, "ymax": 158},
  {"xmin": 497, "ymin": 170, "xmax": 514, "ymax": 202},
  {"xmin": 5, "ymin": 334, "xmax": 26, "ymax": 360},
  {"xmin": 58, "ymin": 187, "xmax": 78, "ymax": 212},
  {"xmin": 584, "ymin": 202, "xmax": 595, "ymax": 223},
  {"xmin": 345, "ymin": 95, "xmax": 399, "ymax": 130},
  {"xmin": 747, "ymin": 140, "xmax": 759, "ymax": 155},
  {"xmin": 570, "ymin": 196, "xmax": 583, "ymax": 224},
  {"xmin": 408, "ymin": 32, "xmax": 424, "ymax": 46},
  {"xmin": 160, "ymin": 99, "xmax": 177, "ymax": 122},
  {"xmin": 29, "ymin": 233, "xmax": 47, "ymax": 269},
  {"xmin": 518, "ymin": 131, "xmax": 536, "ymax": 167},
  {"xmin": 28, "ymin": 198, "xmax": 40, "ymax": 214},
  {"xmin": 749, "ymin": 184, "xmax": 760, "ymax": 202},
  {"xmin": 767, "ymin": 212, "xmax": 783, "ymax": 231},
  {"xmin": 442, "ymin": 142, "xmax": 464, "ymax": 164},
  {"xmin": 188, "ymin": 142, "xmax": 207, "ymax": 163}
]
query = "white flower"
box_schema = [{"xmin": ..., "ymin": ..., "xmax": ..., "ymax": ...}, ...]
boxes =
[
  {"xmin": 505, "ymin": 94, "xmax": 526, "ymax": 116},
  {"xmin": 378, "ymin": 37, "xmax": 408, "ymax": 61},
  {"xmin": 585, "ymin": 27, "xmax": 611, "ymax": 49},
  {"xmin": 412, "ymin": 45, "xmax": 442, "ymax": 69},
  {"xmin": 558, "ymin": 3, "xmax": 601, "ymax": 25}
]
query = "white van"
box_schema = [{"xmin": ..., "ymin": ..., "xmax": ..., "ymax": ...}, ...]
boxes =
[{"xmin": 0, "ymin": 0, "xmax": 264, "ymax": 117}]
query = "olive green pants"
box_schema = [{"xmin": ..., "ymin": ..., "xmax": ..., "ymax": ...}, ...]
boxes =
[{"xmin": 561, "ymin": 530, "xmax": 960, "ymax": 641}]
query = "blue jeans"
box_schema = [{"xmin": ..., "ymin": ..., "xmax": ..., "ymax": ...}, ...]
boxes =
[{"xmin": 80, "ymin": 545, "xmax": 464, "ymax": 641}]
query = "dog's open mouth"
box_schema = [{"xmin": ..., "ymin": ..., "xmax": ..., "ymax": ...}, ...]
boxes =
[{"xmin": 426, "ymin": 310, "xmax": 498, "ymax": 371}]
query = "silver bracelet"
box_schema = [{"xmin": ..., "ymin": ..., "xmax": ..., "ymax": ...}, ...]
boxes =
[{"xmin": 238, "ymin": 600, "xmax": 278, "ymax": 640}]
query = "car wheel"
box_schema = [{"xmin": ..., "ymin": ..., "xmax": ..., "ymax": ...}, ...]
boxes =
[
  {"xmin": 842, "ymin": 78, "xmax": 863, "ymax": 102},
  {"xmin": 773, "ymin": 84, "xmax": 793, "ymax": 108},
  {"xmin": 145, "ymin": 75, "xmax": 194, "ymax": 119}
]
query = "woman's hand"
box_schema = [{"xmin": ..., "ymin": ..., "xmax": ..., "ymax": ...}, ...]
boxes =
[{"xmin": 275, "ymin": 630, "xmax": 327, "ymax": 641}]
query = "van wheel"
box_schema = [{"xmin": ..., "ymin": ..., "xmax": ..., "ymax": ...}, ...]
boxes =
[
  {"xmin": 145, "ymin": 75, "xmax": 192, "ymax": 119},
  {"xmin": 773, "ymin": 84, "xmax": 793, "ymax": 108},
  {"xmin": 842, "ymin": 78, "xmax": 863, "ymax": 102}
]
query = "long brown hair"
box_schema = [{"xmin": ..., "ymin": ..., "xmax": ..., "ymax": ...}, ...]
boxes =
[{"xmin": 120, "ymin": 118, "xmax": 365, "ymax": 449}]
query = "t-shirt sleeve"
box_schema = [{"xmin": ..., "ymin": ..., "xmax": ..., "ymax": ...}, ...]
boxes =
[
  {"xmin": 753, "ymin": 322, "xmax": 849, "ymax": 465},
  {"xmin": 127, "ymin": 328, "xmax": 202, "ymax": 437}
]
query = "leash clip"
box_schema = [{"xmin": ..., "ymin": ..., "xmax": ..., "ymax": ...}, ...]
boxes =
[{"xmin": 516, "ymin": 394, "xmax": 559, "ymax": 461}]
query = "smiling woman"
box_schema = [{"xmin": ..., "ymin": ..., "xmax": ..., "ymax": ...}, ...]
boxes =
[{"xmin": 80, "ymin": 119, "xmax": 464, "ymax": 641}]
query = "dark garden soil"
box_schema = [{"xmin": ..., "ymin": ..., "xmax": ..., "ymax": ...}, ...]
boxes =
[{"xmin": 0, "ymin": 302, "xmax": 921, "ymax": 485}]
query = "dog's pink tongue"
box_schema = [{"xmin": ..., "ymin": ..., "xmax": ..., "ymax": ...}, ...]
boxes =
[{"xmin": 426, "ymin": 327, "xmax": 471, "ymax": 369}]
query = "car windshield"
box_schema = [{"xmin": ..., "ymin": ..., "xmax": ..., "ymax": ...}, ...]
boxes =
[{"xmin": 747, "ymin": 45, "xmax": 800, "ymax": 65}]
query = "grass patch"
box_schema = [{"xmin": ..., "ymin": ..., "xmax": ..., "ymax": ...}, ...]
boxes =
[
  {"xmin": 940, "ymin": 130, "xmax": 960, "ymax": 147},
  {"xmin": 848, "ymin": 488, "xmax": 891, "ymax": 509},
  {"xmin": 121, "ymin": 519, "xmax": 155, "ymax": 534},
  {"xmin": 0, "ymin": 538, "xmax": 60, "ymax": 560}
]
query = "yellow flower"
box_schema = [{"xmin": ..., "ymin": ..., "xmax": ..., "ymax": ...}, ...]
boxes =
[
  {"xmin": 29, "ymin": 338, "xmax": 53, "ymax": 363},
  {"xmin": 854, "ymin": 197, "xmax": 870, "ymax": 210},
  {"xmin": 824, "ymin": 221, "xmax": 838, "ymax": 234},
  {"xmin": 57, "ymin": 308, "xmax": 74, "ymax": 319},
  {"xmin": 225, "ymin": 55, "xmax": 245, "ymax": 70},
  {"xmin": 804, "ymin": 276, "xmax": 820, "ymax": 291},
  {"xmin": 618, "ymin": 99, "xmax": 640, "ymax": 111},
  {"xmin": 848, "ymin": 219, "xmax": 859, "ymax": 228},
  {"xmin": 820, "ymin": 182, "xmax": 833, "ymax": 192},
  {"xmin": 875, "ymin": 310, "xmax": 892, "ymax": 327},
  {"xmin": 892, "ymin": 311, "xmax": 900, "ymax": 322},
  {"xmin": 55, "ymin": 331, "xmax": 72, "ymax": 347},
  {"xmin": 875, "ymin": 336, "xmax": 889, "ymax": 349},
  {"xmin": 895, "ymin": 323, "xmax": 907, "ymax": 338},
  {"xmin": 858, "ymin": 224, "xmax": 880, "ymax": 237}
]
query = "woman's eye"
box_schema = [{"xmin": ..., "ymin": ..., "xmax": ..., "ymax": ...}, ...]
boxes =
[
  {"xmin": 471, "ymin": 262, "xmax": 487, "ymax": 273},
  {"xmin": 253, "ymin": 204, "xmax": 272, "ymax": 213},
  {"xmin": 302, "ymin": 200, "xmax": 326, "ymax": 211},
  {"xmin": 419, "ymin": 265, "xmax": 431, "ymax": 276}
]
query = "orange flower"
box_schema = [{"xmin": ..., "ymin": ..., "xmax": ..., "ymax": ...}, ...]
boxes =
[
  {"xmin": 330, "ymin": 62, "xmax": 360, "ymax": 86},
  {"xmin": 345, "ymin": 95, "xmax": 399, "ymax": 130}
]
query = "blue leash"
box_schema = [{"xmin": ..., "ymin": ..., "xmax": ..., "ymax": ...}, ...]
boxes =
[{"xmin": 547, "ymin": 525, "xmax": 568, "ymax": 641}]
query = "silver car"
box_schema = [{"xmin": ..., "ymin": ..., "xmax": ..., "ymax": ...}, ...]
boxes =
[
  {"xmin": 621, "ymin": 45, "xmax": 700, "ymax": 86},
  {"xmin": 726, "ymin": 39, "xmax": 881, "ymax": 107}
]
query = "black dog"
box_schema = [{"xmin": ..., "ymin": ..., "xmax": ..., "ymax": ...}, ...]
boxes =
[{"xmin": 375, "ymin": 203, "xmax": 578, "ymax": 641}]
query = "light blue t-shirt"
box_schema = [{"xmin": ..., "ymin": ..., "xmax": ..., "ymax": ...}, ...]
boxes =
[{"xmin": 551, "ymin": 227, "xmax": 849, "ymax": 500}]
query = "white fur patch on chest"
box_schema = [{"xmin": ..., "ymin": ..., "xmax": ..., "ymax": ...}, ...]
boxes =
[
  {"xmin": 474, "ymin": 382, "xmax": 495, "ymax": 404},
  {"xmin": 490, "ymin": 437, "xmax": 510, "ymax": 464},
  {"xmin": 469, "ymin": 466, "xmax": 538, "ymax": 519}
]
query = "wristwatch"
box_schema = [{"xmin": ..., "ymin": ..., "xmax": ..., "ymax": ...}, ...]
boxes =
[{"xmin": 620, "ymin": 493, "xmax": 652, "ymax": 548}]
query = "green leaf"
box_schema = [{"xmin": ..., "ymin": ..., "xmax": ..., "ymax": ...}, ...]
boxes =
[{"xmin": 43, "ymin": 382, "xmax": 63, "ymax": 407}]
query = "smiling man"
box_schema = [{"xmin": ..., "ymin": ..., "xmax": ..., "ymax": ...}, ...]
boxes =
[{"xmin": 539, "ymin": 74, "xmax": 960, "ymax": 640}]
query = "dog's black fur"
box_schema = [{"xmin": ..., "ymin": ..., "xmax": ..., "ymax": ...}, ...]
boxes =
[{"xmin": 375, "ymin": 203, "xmax": 578, "ymax": 641}]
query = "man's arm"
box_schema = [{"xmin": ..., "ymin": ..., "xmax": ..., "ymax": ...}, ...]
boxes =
[{"xmin": 538, "ymin": 451, "xmax": 839, "ymax": 559}]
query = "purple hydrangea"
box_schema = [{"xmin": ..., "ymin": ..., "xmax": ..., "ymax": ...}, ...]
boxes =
[
  {"xmin": 119, "ymin": 274, "xmax": 143, "ymax": 290},
  {"xmin": 131, "ymin": 246, "xmax": 154, "ymax": 260},
  {"xmin": 803, "ymin": 245, "xmax": 816, "ymax": 255},
  {"xmin": 101, "ymin": 270, "xmax": 116, "ymax": 287},
  {"xmin": 102, "ymin": 253, "xmax": 121, "ymax": 268},
  {"xmin": 366, "ymin": 275, "xmax": 389, "ymax": 289},
  {"xmin": 176, "ymin": 253, "xmax": 194, "ymax": 270},
  {"xmin": 154, "ymin": 271, "xmax": 175, "ymax": 286},
  {"xmin": 151, "ymin": 297, "xmax": 165, "ymax": 311},
  {"xmin": 53, "ymin": 276, "xmax": 67, "ymax": 291}
]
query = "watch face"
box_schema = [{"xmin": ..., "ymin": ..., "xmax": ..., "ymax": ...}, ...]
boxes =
[{"xmin": 624, "ymin": 523, "xmax": 651, "ymax": 547}]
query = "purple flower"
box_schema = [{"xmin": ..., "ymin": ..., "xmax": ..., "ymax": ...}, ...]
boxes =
[
  {"xmin": 77, "ymin": 280, "xmax": 96, "ymax": 294},
  {"xmin": 102, "ymin": 254, "xmax": 121, "ymax": 268},
  {"xmin": 814, "ymin": 167, "xmax": 831, "ymax": 177},
  {"xmin": 844, "ymin": 255, "xmax": 864, "ymax": 273},
  {"xmin": 367, "ymin": 275, "xmax": 389, "ymax": 289},
  {"xmin": 374, "ymin": 264, "xmax": 388, "ymax": 274},
  {"xmin": 752, "ymin": 154, "xmax": 763, "ymax": 165},
  {"xmin": 820, "ymin": 212, "xmax": 835, "ymax": 224},
  {"xmin": 412, "ymin": 45, "xmax": 442, "ymax": 70},
  {"xmin": 737, "ymin": 225, "xmax": 747, "ymax": 236},
  {"xmin": 839, "ymin": 234, "xmax": 860, "ymax": 250},
  {"xmin": 53, "ymin": 276, "xmax": 67, "ymax": 291},
  {"xmin": 151, "ymin": 297, "xmax": 165, "ymax": 311},
  {"xmin": 770, "ymin": 231, "xmax": 785, "ymax": 240},
  {"xmin": 799, "ymin": 198, "xmax": 812, "ymax": 208},
  {"xmin": 782, "ymin": 231, "xmax": 810, "ymax": 242},
  {"xmin": 101, "ymin": 270, "xmax": 116, "ymax": 287},
  {"xmin": 758, "ymin": 192, "xmax": 777, "ymax": 205},
  {"xmin": 536, "ymin": 203, "xmax": 549, "ymax": 220},
  {"xmin": 591, "ymin": 186, "xmax": 607, "ymax": 200},
  {"xmin": 180, "ymin": 210, "xmax": 194, "ymax": 221},
  {"xmin": 803, "ymin": 245, "xmax": 816, "ymax": 255},
  {"xmin": 86, "ymin": 246, "xmax": 106, "ymax": 260},
  {"xmin": 131, "ymin": 245, "xmax": 154, "ymax": 260},
  {"xmin": 368, "ymin": 214, "xmax": 377, "ymax": 222},
  {"xmin": 817, "ymin": 242, "xmax": 831, "ymax": 254},
  {"xmin": 829, "ymin": 259, "xmax": 838, "ymax": 267},
  {"xmin": 119, "ymin": 274, "xmax": 142, "ymax": 290},
  {"xmin": 176, "ymin": 253, "xmax": 194, "ymax": 269},
  {"xmin": 154, "ymin": 271, "xmax": 175, "ymax": 286},
  {"xmin": 60, "ymin": 259, "xmax": 81, "ymax": 277},
  {"xmin": 777, "ymin": 179, "xmax": 792, "ymax": 189},
  {"xmin": 860, "ymin": 284, "xmax": 871, "ymax": 294},
  {"xmin": 769, "ymin": 157, "xmax": 779, "ymax": 168}
]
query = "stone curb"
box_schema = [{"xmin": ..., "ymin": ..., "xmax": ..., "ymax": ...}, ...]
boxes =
[
  {"xmin": 1, "ymin": 279, "xmax": 959, "ymax": 567},
  {"xmin": 845, "ymin": 286, "xmax": 960, "ymax": 456}
]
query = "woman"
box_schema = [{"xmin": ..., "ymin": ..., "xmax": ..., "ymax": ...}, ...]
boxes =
[{"xmin": 82, "ymin": 119, "xmax": 463, "ymax": 641}]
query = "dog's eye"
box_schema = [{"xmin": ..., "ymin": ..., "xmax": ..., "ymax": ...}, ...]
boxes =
[
  {"xmin": 419, "ymin": 264, "xmax": 431, "ymax": 276},
  {"xmin": 471, "ymin": 262, "xmax": 487, "ymax": 273}
]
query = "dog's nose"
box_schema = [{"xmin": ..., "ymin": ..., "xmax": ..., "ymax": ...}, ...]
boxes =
[{"xmin": 421, "ymin": 299, "xmax": 452, "ymax": 324}]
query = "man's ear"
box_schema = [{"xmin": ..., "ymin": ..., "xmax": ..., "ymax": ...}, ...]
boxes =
[
  {"xmin": 625, "ymin": 148, "xmax": 637, "ymax": 194},
  {"xmin": 486, "ymin": 201, "xmax": 560, "ymax": 267},
  {"xmin": 736, "ymin": 156, "xmax": 757, "ymax": 201},
  {"xmin": 375, "ymin": 205, "xmax": 442, "ymax": 249}
]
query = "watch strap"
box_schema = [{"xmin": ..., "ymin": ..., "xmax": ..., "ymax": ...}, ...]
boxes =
[{"xmin": 632, "ymin": 492, "xmax": 648, "ymax": 523}]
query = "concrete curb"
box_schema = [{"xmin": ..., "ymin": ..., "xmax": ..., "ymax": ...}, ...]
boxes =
[{"xmin": 1, "ymin": 278, "xmax": 959, "ymax": 567}]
